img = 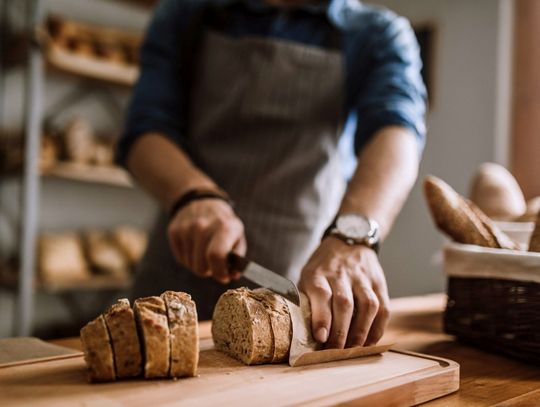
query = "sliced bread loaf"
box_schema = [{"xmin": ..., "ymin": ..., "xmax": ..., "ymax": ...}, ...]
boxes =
[
  {"xmin": 212, "ymin": 288, "xmax": 274, "ymax": 365},
  {"xmin": 80, "ymin": 314, "xmax": 116, "ymax": 382},
  {"xmin": 252, "ymin": 288, "xmax": 292, "ymax": 363},
  {"xmin": 161, "ymin": 291, "xmax": 199, "ymax": 377},
  {"xmin": 134, "ymin": 296, "xmax": 170, "ymax": 378},
  {"xmin": 103, "ymin": 298, "xmax": 142, "ymax": 378}
]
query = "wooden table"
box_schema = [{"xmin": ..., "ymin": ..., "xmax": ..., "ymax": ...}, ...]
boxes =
[{"xmin": 52, "ymin": 294, "xmax": 540, "ymax": 406}]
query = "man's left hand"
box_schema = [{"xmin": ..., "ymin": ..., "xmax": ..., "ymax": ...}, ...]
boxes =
[{"xmin": 298, "ymin": 237, "xmax": 390, "ymax": 349}]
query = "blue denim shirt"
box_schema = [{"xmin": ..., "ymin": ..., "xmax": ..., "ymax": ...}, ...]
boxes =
[{"xmin": 118, "ymin": 0, "xmax": 427, "ymax": 168}]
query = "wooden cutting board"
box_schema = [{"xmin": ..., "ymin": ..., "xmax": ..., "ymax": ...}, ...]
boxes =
[{"xmin": 0, "ymin": 336, "xmax": 458, "ymax": 406}]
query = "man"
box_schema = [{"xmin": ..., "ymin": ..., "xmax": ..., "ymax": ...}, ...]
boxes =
[{"xmin": 118, "ymin": 0, "xmax": 426, "ymax": 349}]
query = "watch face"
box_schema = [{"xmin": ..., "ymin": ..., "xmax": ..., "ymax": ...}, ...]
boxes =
[{"xmin": 336, "ymin": 214, "xmax": 371, "ymax": 240}]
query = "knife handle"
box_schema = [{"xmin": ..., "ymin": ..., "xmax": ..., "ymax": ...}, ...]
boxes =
[{"xmin": 227, "ymin": 252, "xmax": 249, "ymax": 273}]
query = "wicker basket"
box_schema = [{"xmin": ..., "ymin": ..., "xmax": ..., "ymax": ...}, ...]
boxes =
[{"xmin": 443, "ymin": 243, "xmax": 540, "ymax": 364}]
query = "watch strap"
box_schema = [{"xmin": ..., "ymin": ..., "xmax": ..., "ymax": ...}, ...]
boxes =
[{"xmin": 169, "ymin": 187, "xmax": 234, "ymax": 219}]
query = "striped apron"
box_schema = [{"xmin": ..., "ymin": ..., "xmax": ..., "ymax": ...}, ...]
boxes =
[{"xmin": 132, "ymin": 28, "xmax": 346, "ymax": 320}]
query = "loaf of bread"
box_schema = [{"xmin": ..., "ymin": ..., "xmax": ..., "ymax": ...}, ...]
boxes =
[
  {"xmin": 39, "ymin": 232, "xmax": 90, "ymax": 285},
  {"xmin": 528, "ymin": 211, "xmax": 540, "ymax": 252},
  {"xmin": 252, "ymin": 288, "xmax": 292, "ymax": 362},
  {"xmin": 80, "ymin": 315, "xmax": 115, "ymax": 382},
  {"xmin": 515, "ymin": 196, "xmax": 540, "ymax": 222},
  {"xmin": 424, "ymin": 176, "xmax": 518, "ymax": 250},
  {"xmin": 134, "ymin": 296, "xmax": 170, "ymax": 378},
  {"xmin": 161, "ymin": 291, "xmax": 199, "ymax": 377},
  {"xmin": 469, "ymin": 163, "xmax": 526, "ymax": 220},
  {"xmin": 212, "ymin": 288, "xmax": 292, "ymax": 365},
  {"xmin": 82, "ymin": 291, "xmax": 198, "ymax": 383},
  {"xmin": 103, "ymin": 298, "xmax": 142, "ymax": 378},
  {"xmin": 111, "ymin": 225, "xmax": 148, "ymax": 266},
  {"xmin": 64, "ymin": 117, "xmax": 95, "ymax": 165},
  {"xmin": 84, "ymin": 230, "xmax": 129, "ymax": 277}
]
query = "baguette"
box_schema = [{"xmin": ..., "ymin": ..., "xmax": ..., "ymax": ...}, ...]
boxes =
[
  {"xmin": 80, "ymin": 315, "xmax": 116, "ymax": 382},
  {"xmin": 424, "ymin": 176, "xmax": 517, "ymax": 249},
  {"xmin": 161, "ymin": 291, "xmax": 199, "ymax": 377},
  {"xmin": 134, "ymin": 296, "xmax": 170, "ymax": 378},
  {"xmin": 464, "ymin": 199, "xmax": 519, "ymax": 250},
  {"xmin": 529, "ymin": 211, "xmax": 540, "ymax": 252},
  {"xmin": 103, "ymin": 298, "xmax": 142, "ymax": 378}
]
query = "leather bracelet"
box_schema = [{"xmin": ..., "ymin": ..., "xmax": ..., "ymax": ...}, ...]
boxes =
[{"xmin": 169, "ymin": 188, "xmax": 234, "ymax": 219}]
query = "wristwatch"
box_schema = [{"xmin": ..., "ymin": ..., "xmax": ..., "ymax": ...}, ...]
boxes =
[{"xmin": 323, "ymin": 213, "xmax": 380, "ymax": 253}]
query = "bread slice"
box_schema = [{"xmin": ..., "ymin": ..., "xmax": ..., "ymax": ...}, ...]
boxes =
[
  {"xmin": 80, "ymin": 314, "xmax": 116, "ymax": 382},
  {"xmin": 529, "ymin": 211, "xmax": 540, "ymax": 252},
  {"xmin": 161, "ymin": 291, "xmax": 199, "ymax": 377},
  {"xmin": 424, "ymin": 176, "xmax": 515, "ymax": 248},
  {"xmin": 252, "ymin": 288, "xmax": 292, "ymax": 363},
  {"xmin": 212, "ymin": 288, "xmax": 274, "ymax": 365},
  {"xmin": 134, "ymin": 296, "xmax": 170, "ymax": 378},
  {"xmin": 103, "ymin": 298, "xmax": 142, "ymax": 378}
]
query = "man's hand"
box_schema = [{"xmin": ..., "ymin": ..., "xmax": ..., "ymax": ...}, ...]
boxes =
[
  {"xmin": 298, "ymin": 237, "xmax": 390, "ymax": 349},
  {"xmin": 167, "ymin": 199, "xmax": 247, "ymax": 284}
]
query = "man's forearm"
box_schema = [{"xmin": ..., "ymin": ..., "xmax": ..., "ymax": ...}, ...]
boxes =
[
  {"xmin": 339, "ymin": 126, "xmax": 420, "ymax": 239},
  {"xmin": 126, "ymin": 133, "xmax": 218, "ymax": 210}
]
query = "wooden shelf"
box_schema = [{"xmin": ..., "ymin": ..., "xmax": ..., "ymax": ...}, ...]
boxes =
[
  {"xmin": 38, "ymin": 16, "xmax": 142, "ymax": 86},
  {"xmin": 39, "ymin": 275, "xmax": 133, "ymax": 293},
  {"xmin": 41, "ymin": 162, "xmax": 133, "ymax": 188}
]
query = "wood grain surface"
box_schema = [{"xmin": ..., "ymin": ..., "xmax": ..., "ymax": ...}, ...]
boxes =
[
  {"xmin": 47, "ymin": 293, "xmax": 540, "ymax": 406},
  {"xmin": 2, "ymin": 299, "xmax": 462, "ymax": 407}
]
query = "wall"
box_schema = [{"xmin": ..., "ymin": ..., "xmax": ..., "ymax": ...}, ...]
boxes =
[{"xmin": 368, "ymin": 0, "xmax": 514, "ymax": 297}]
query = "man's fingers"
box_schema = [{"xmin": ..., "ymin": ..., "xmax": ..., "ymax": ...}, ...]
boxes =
[
  {"xmin": 230, "ymin": 236, "xmax": 248, "ymax": 280},
  {"xmin": 168, "ymin": 231, "xmax": 184, "ymax": 265},
  {"xmin": 364, "ymin": 281, "xmax": 391, "ymax": 346},
  {"xmin": 192, "ymin": 220, "xmax": 211, "ymax": 277},
  {"xmin": 167, "ymin": 223, "xmax": 190, "ymax": 267},
  {"xmin": 303, "ymin": 275, "xmax": 332, "ymax": 343},
  {"xmin": 206, "ymin": 222, "xmax": 243, "ymax": 284},
  {"xmin": 347, "ymin": 275, "xmax": 380, "ymax": 347},
  {"xmin": 326, "ymin": 274, "xmax": 354, "ymax": 349}
]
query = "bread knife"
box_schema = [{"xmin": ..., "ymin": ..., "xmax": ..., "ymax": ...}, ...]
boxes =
[{"xmin": 227, "ymin": 252, "xmax": 300, "ymax": 306}]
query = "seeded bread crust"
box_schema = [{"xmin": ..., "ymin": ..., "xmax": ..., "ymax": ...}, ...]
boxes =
[
  {"xmin": 80, "ymin": 314, "xmax": 116, "ymax": 382},
  {"xmin": 212, "ymin": 288, "xmax": 273, "ymax": 365},
  {"xmin": 103, "ymin": 298, "xmax": 142, "ymax": 378},
  {"xmin": 134, "ymin": 296, "xmax": 170, "ymax": 378},
  {"xmin": 252, "ymin": 288, "xmax": 292, "ymax": 363},
  {"xmin": 161, "ymin": 291, "xmax": 199, "ymax": 377}
]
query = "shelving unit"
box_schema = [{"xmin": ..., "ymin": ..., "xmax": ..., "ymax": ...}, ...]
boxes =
[
  {"xmin": 41, "ymin": 162, "xmax": 133, "ymax": 187},
  {"xmin": 15, "ymin": 0, "xmax": 152, "ymax": 336}
]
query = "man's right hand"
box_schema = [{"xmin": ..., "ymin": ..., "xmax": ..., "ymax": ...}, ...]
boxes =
[{"xmin": 167, "ymin": 199, "xmax": 247, "ymax": 284}]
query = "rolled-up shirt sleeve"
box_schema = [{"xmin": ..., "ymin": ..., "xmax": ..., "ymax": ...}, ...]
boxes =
[
  {"xmin": 351, "ymin": 12, "xmax": 427, "ymax": 154},
  {"xmin": 116, "ymin": 0, "xmax": 193, "ymax": 167}
]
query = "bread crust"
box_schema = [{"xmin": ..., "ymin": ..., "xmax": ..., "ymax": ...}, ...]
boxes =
[
  {"xmin": 134, "ymin": 296, "xmax": 170, "ymax": 378},
  {"xmin": 212, "ymin": 288, "xmax": 273, "ymax": 365},
  {"xmin": 424, "ymin": 176, "xmax": 517, "ymax": 249},
  {"xmin": 161, "ymin": 291, "xmax": 199, "ymax": 377},
  {"xmin": 529, "ymin": 211, "xmax": 540, "ymax": 252},
  {"xmin": 80, "ymin": 315, "xmax": 116, "ymax": 382},
  {"xmin": 103, "ymin": 298, "xmax": 142, "ymax": 378},
  {"xmin": 252, "ymin": 288, "xmax": 292, "ymax": 363},
  {"xmin": 465, "ymin": 199, "xmax": 519, "ymax": 250}
]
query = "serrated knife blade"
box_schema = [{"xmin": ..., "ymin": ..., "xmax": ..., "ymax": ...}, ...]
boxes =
[{"xmin": 227, "ymin": 252, "xmax": 300, "ymax": 306}]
